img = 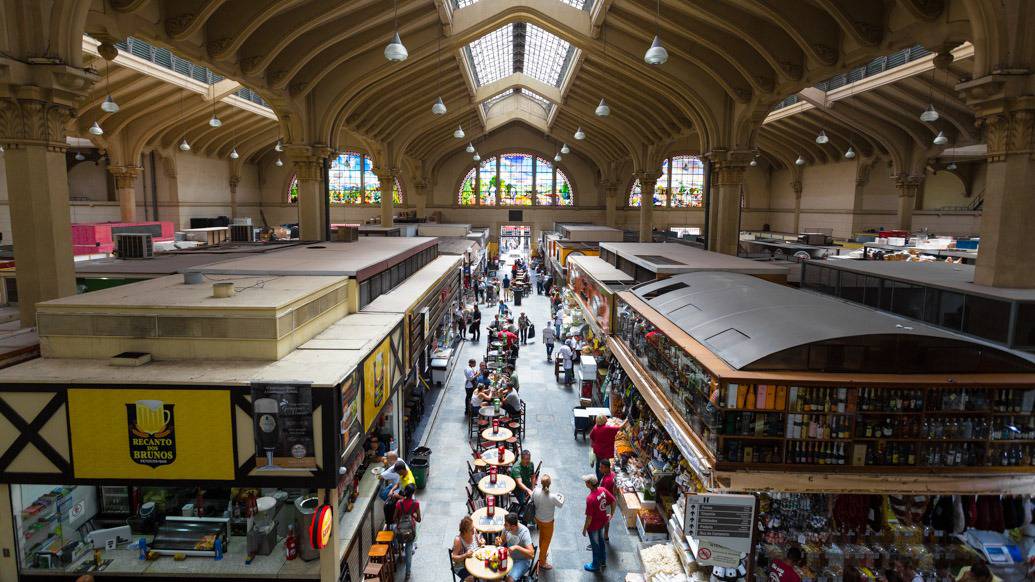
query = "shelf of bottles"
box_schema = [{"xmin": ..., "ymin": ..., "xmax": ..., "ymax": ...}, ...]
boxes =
[{"xmin": 717, "ymin": 384, "xmax": 1035, "ymax": 470}]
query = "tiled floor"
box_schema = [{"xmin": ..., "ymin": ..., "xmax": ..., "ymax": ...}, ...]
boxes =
[{"xmin": 403, "ymin": 257, "xmax": 643, "ymax": 581}]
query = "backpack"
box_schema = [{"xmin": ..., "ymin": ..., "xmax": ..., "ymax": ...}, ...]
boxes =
[{"xmin": 396, "ymin": 500, "xmax": 417, "ymax": 542}]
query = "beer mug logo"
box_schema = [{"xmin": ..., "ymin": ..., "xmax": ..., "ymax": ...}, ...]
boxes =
[{"xmin": 126, "ymin": 399, "xmax": 176, "ymax": 468}]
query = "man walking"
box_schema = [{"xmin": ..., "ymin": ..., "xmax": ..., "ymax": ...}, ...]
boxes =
[
  {"xmin": 463, "ymin": 359, "xmax": 478, "ymax": 416},
  {"xmin": 557, "ymin": 341, "xmax": 574, "ymax": 386},
  {"xmin": 582, "ymin": 474, "xmax": 615, "ymax": 572},
  {"xmin": 542, "ymin": 324, "xmax": 556, "ymax": 362},
  {"xmin": 517, "ymin": 312, "xmax": 530, "ymax": 344}
]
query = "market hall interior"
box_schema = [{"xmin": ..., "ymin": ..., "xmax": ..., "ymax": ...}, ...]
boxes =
[{"xmin": 1, "ymin": 1, "xmax": 1035, "ymax": 582}]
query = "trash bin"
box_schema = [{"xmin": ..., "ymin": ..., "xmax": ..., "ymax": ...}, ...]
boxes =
[
  {"xmin": 410, "ymin": 457, "xmax": 429, "ymax": 490},
  {"xmin": 293, "ymin": 496, "xmax": 321, "ymax": 561},
  {"xmin": 514, "ymin": 288, "xmax": 522, "ymax": 306}
]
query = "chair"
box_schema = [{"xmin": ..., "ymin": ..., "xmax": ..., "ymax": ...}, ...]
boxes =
[{"xmin": 447, "ymin": 547, "xmax": 461, "ymax": 582}]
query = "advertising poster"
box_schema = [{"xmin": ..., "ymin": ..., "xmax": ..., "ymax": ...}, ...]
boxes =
[
  {"xmin": 340, "ymin": 373, "xmax": 361, "ymax": 455},
  {"xmin": 363, "ymin": 338, "xmax": 392, "ymax": 431},
  {"xmin": 251, "ymin": 382, "xmax": 317, "ymax": 470},
  {"xmin": 68, "ymin": 388, "xmax": 233, "ymax": 480}
]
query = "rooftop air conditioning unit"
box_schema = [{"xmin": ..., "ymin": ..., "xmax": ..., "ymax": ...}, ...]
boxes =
[
  {"xmin": 114, "ymin": 233, "xmax": 154, "ymax": 259},
  {"xmin": 230, "ymin": 224, "xmax": 256, "ymax": 242}
]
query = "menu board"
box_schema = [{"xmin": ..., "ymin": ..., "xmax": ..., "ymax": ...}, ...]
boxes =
[{"xmin": 683, "ymin": 493, "xmax": 755, "ymax": 568}]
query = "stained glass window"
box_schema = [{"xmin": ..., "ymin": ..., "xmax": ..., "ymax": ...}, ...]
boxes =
[
  {"xmin": 669, "ymin": 155, "xmax": 705, "ymax": 208},
  {"xmin": 627, "ymin": 155, "xmax": 704, "ymax": 208},
  {"xmin": 289, "ymin": 176, "xmax": 299, "ymax": 203},
  {"xmin": 534, "ymin": 157, "xmax": 554, "ymax": 205},
  {"xmin": 556, "ymin": 168, "xmax": 573, "ymax": 206},
  {"xmin": 480, "ymin": 157, "xmax": 498, "ymax": 205},
  {"xmin": 499, "ymin": 153, "xmax": 534, "ymax": 206},
  {"xmin": 458, "ymin": 167, "xmax": 478, "ymax": 205},
  {"xmin": 329, "ymin": 151, "xmax": 364, "ymax": 204}
]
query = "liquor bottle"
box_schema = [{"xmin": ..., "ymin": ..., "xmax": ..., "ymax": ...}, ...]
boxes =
[{"xmin": 285, "ymin": 524, "xmax": 298, "ymax": 560}]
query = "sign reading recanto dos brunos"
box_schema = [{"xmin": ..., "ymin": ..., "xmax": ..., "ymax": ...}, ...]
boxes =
[{"xmin": 67, "ymin": 388, "xmax": 234, "ymax": 480}]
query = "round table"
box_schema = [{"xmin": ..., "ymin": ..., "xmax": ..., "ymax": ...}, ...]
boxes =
[
  {"xmin": 469, "ymin": 508, "xmax": 508, "ymax": 534},
  {"xmin": 479, "ymin": 447, "xmax": 516, "ymax": 466},
  {"xmin": 465, "ymin": 547, "xmax": 512, "ymax": 581},
  {"xmin": 481, "ymin": 427, "xmax": 513, "ymax": 442},
  {"xmin": 478, "ymin": 474, "xmax": 516, "ymax": 497},
  {"xmin": 479, "ymin": 406, "xmax": 506, "ymax": 418}
]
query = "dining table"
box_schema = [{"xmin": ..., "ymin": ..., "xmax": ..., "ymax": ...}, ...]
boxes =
[
  {"xmin": 469, "ymin": 507, "xmax": 508, "ymax": 534},
  {"xmin": 477, "ymin": 474, "xmax": 516, "ymax": 497},
  {"xmin": 481, "ymin": 427, "xmax": 513, "ymax": 442},
  {"xmin": 464, "ymin": 546, "xmax": 512, "ymax": 581},
  {"xmin": 478, "ymin": 447, "xmax": 516, "ymax": 466}
]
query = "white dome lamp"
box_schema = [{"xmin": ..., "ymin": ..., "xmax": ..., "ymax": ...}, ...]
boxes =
[
  {"xmin": 431, "ymin": 97, "xmax": 447, "ymax": 116},
  {"xmin": 815, "ymin": 130, "xmax": 829, "ymax": 144},
  {"xmin": 844, "ymin": 146, "xmax": 856, "ymax": 159},
  {"xmin": 932, "ymin": 131, "xmax": 949, "ymax": 145},
  {"xmin": 89, "ymin": 121, "xmax": 104, "ymax": 136},
  {"xmin": 453, "ymin": 125, "xmax": 465, "ymax": 139},
  {"xmin": 384, "ymin": 1, "xmax": 408, "ymax": 62},
  {"xmin": 795, "ymin": 155, "xmax": 806, "ymax": 166},
  {"xmin": 466, "ymin": 142, "xmax": 475, "ymax": 153},
  {"xmin": 179, "ymin": 138, "xmax": 191, "ymax": 152},
  {"xmin": 946, "ymin": 161, "xmax": 958, "ymax": 170},
  {"xmin": 101, "ymin": 95, "xmax": 120, "ymax": 113},
  {"xmin": 920, "ymin": 104, "xmax": 939, "ymax": 123},
  {"xmin": 560, "ymin": 143, "xmax": 570, "ymax": 154},
  {"xmin": 574, "ymin": 127, "xmax": 586, "ymax": 140},
  {"xmin": 75, "ymin": 151, "xmax": 86, "ymax": 161},
  {"xmin": 275, "ymin": 158, "xmax": 284, "ymax": 167},
  {"xmin": 274, "ymin": 139, "xmax": 284, "ymax": 152},
  {"xmin": 230, "ymin": 147, "xmax": 239, "ymax": 160},
  {"xmin": 595, "ymin": 98, "xmax": 610, "ymax": 117},
  {"xmin": 473, "ymin": 152, "xmax": 481, "ymax": 162},
  {"xmin": 749, "ymin": 156, "xmax": 758, "ymax": 167},
  {"xmin": 554, "ymin": 152, "xmax": 562, "ymax": 163},
  {"xmin": 644, "ymin": 36, "xmax": 668, "ymax": 66},
  {"xmin": 209, "ymin": 111, "xmax": 222, "ymax": 128}
]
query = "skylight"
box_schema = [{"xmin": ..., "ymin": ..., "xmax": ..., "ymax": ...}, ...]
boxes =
[
  {"xmin": 464, "ymin": 23, "xmax": 576, "ymax": 89},
  {"xmin": 520, "ymin": 88, "xmax": 552, "ymax": 109},
  {"xmin": 481, "ymin": 88, "xmax": 554, "ymax": 115},
  {"xmin": 455, "ymin": 0, "xmax": 592, "ymax": 10}
]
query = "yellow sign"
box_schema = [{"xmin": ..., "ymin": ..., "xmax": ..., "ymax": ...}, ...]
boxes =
[
  {"xmin": 363, "ymin": 338, "xmax": 392, "ymax": 431},
  {"xmin": 68, "ymin": 388, "xmax": 234, "ymax": 480}
]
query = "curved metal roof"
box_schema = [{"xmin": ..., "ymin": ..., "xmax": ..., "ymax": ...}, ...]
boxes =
[{"xmin": 632, "ymin": 272, "xmax": 1035, "ymax": 372}]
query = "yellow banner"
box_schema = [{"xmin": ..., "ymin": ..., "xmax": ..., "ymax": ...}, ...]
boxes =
[
  {"xmin": 68, "ymin": 388, "xmax": 234, "ymax": 480},
  {"xmin": 363, "ymin": 338, "xmax": 392, "ymax": 431}
]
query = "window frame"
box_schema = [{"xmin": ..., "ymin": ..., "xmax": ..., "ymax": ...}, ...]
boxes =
[
  {"xmin": 287, "ymin": 150, "xmax": 403, "ymax": 206},
  {"xmin": 457, "ymin": 151, "xmax": 574, "ymax": 207},
  {"xmin": 627, "ymin": 154, "xmax": 706, "ymax": 209}
]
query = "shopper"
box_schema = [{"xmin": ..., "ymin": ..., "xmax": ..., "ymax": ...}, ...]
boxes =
[
  {"xmin": 542, "ymin": 324, "xmax": 556, "ymax": 361},
  {"xmin": 553, "ymin": 309, "xmax": 563, "ymax": 338},
  {"xmin": 768, "ymin": 546, "xmax": 804, "ymax": 582},
  {"xmin": 589, "ymin": 415, "xmax": 627, "ymax": 479},
  {"xmin": 502, "ymin": 274, "xmax": 511, "ymax": 301},
  {"xmin": 496, "ymin": 513, "xmax": 535, "ymax": 582},
  {"xmin": 463, "ymin": 359, "xmax": 478, "ymax": 416},
  {"xmin": 382, "ymin": 460, "xmax": 413, "ymax": 523},
  {"xmin": 517, "ymin": 312, "xmax": 530, "ymax": 344},
  {"xmin": 581, "ymin": 474, "xmax": 615, "ymax": 572},
  {"xmin": 531, "ymin": 474, "xmax": 564, "ymax": 570},
  {"xmin": 469, "ymin": 305, "xmax": 482, "ymax": 342},
  {"xmin": 598, "ymin": 459, "xmax": 617, "ymax": 541},
  {"xmin": 455, "ymin": 307, "xmax": 467, "ymax": 339},
  {"xmin": 557, "ymin": 341, "xmax": 575, "ymax": 386},
  {"xmin": 535, "ymin": 274, "xmax": 544, "ymax": 295},
  {"xmin": 450, "ymin": 516, "xmax": 482, "ymax": 582},
  {"xmin": 394, "ymin": 484, "xmax": 421, "ymax": 581},
  {"xmin": 498, "ymin": 298, "xmax": 508, "ymax": 316}
]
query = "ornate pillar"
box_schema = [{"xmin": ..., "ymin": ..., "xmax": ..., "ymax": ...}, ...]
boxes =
[
  {"xmin": 603, "ymin": 180, "xmax": 619, "ymax": 228},
  {"xmin": 108, "ymin": 165, "xmax": 141, "ymax": 222},
  {"xmin": 634, "ymin": 171, "xmax": 660, "ymax": 242},
  {"xmin": 288, "ymin": 146, "xmax": 329, "ymax": 240},
  {"xmin": 413, "ymin": 176, "xmax": 429, "ymax": 219},
  {"xmin": 375, "ymin": 168, "xmax": 399, "ymax": 227},
  {"xmin": 894, "ymin": 174, "xmax": 923, "ymax": 232},
  {"xmin": 711, "ymin": 161, "xmax": 748, "ymax": 255},
  {"xmin": 228, "ymin": 174, "xmax": 240, "ymax": 217},
  {"xmin": 1, "ymin": 69, "xmax": 94, "ymax": 325},
  {"xmin": 791, "ymin": 179, "xmax": 803, "ymax": 236}
]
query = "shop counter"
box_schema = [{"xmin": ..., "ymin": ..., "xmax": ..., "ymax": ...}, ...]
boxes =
[{"xmin": 336, "ymin": 469, "xmax": 381, "ymax": 563}]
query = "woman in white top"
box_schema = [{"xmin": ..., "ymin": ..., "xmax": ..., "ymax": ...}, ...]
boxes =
[
  {"xmin": 450, "ymin": 516, "xmax": 483, "ymax": 581},
  {"xmin": 531, "ymin": 474, "xmax": 565, "ymax": 570}
]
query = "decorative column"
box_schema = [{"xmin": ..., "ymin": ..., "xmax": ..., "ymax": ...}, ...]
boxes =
[
  {"xmin": 109, "ymin": 165, "xmax": 141, "ymax": 222},
  {"xmin": 288, "ymin": 146, "xmax": 329, "ymax": 241},
  {"xmin": 1, "ymin": 69, "xmax": 94, "ymax": 326},
  {"xmin": 413, "ymin": 177, "xmax": 429, "ymax": 219},
  {"xmin": 375, "ymin": 168, "xmax": 399, "ymax": 227},
  {"xmin": 603, "ymin": 180, "xmax": 619, "ymax": 227},
  {"xmin": 791, "ymin": 179, "xmax": 803, "ymax": 235},
  {"xmin": 894, "ymin": 174, "xmax": 923, "ymax": 232},
  {"xmin": 711, "ymin": 161, "xmax": 748, "ymax": 255},
  {"xmin": 228, "ymin": 174, "xmax": 240, "ymax": 218},
  {"xmin": 634, "ymin": 171, "xmax": 660, "ymax": 242}
]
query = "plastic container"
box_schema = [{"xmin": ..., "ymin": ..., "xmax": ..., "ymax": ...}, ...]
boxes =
[{"xmin": 410, "ymin": 457, "xmax": 430, "ymax": 489}]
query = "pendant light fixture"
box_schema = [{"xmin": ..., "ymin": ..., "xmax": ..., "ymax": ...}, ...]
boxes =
[
  {"xmin": 230, "ymin": 147, "xmax": 239, "ymax": 160},
  {"xmin": 466, "ymin": 142, "xmax": 475, "ymax": 153},
  {"xmin": 75, "ymin": 151, "xmax": 86, "ymax": 161},
  {"xmin": 432, "ymin": 97, "xmax": 447, "ymax": 116},
  {"xmin": 100, "ymin": 61, "xmax": 119, "ymax": 113},
  {"xmin": 554, "ymin": 152, "xmax": 562, "ymax": 163},
  {"xmin": 384, "ymin": 0, "xmax": 408, "ymax": 62},
  {"xmin": 453, "ymin": 125, "xmax": 465, "ymax": 139},
  {"xmin": 560, "ymin": 143, "xmax": 570, "ymax": 154},
  {"xmin": 274, "ymin": 139, "xmax": 284, "ymax": 152},
  {"xmin": 431, "ymin": 37, "xmax": 446, "ymax": 115},
  {"xmin": 920, "ymin": 104, "xmax": 939, "ymax": 122},
  {"xmin": 574, "ymin": 127, "xmax": 585, "ymax": 140},
  {"xmin": 795, "ymin": 155, "xmax": 806, "ymax": 166},
  {"xmin": 596, "ymin": 25, "xmax": 612, "ymax": 116},
  {"xmin": 933, "ymin": 131, "xmax": 948, "ymax": 145},
  {"xmin": 946, "ymin": 161, "xmax": 957, "ymax": 170},
  {"xmin": 209, "ymin": 106, "xmax": 222, "ymax": 128},
  {"xmin": 179, "ymin": 138, "xmax": 191, "ymax": 152},
  {"xmin": 89, "ymin": 121, "xmax": 104, "ymax": 135},
  {"xmin": 749, "ymin": 157, "xmax": 758, "ymax": 167},
  {"xmin": 275, "ymin": 158, "xmax": 284, "ymax": 167},
  {"xmin": 815, "ymin": 130, "xmax": 829, "ymax": 144},
  {"xmin": 643, "ymin": 1, "xmax": 668, "ymax": 65},
  {"xmin": 473, "ymin": 152, "xmax": 481, "ymax": 162},
  {"xmin": 844, "ymin": 147, "xmax": 856, "ymax": 159}
]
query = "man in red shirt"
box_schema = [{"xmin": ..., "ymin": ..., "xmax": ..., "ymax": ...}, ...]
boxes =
[
  {"xmin": 598, "ymin": 459, "xmax": 617, "ymax": 541},
  {"xmin": 589, "ymin": 415, "xmax": 627, "ymax": 479},
  {"xmin": 768, "ymin": 546, "xmax": 803, "ymax": 582},
  {"xmin": 581, "ymin": 474, "xmax": 615, "ymax": 572}
]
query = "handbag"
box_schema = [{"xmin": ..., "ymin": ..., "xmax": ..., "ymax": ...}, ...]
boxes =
[{"xmin": 528, "ymin": 323, "xmax": 535, "ymax": 337}]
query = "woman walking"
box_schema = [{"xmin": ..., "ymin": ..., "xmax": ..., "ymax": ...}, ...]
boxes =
[
  {"xmin": 394, "ymin": 485, "xmax": 421, "ymax": 581},
  {"xmin": 531, "ymin": 474, "xmax": 564, "ymax": 570}
]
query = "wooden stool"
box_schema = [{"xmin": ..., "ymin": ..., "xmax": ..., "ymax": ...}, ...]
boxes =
[
  {"xmin": 368, "ymin": 544, "xmax": 394, "ymax": 580},
  {"xmin": 375, "ymin": 529, "xmax": 398, "ymax": 560},
  {"xmin": 363, "ymin": 561, "xmax": 386, "ymax": 582}
]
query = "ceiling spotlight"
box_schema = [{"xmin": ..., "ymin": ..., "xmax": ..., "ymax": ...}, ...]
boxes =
[
  {"xmin": 554, "ymin": 152, "xmax": 562, "ymax": 162},
  {"xmin": 101, "ymin": 95, "xmax": 120, "ymax": 113},
  {"xmin": 274, "ymin": 140, "xmax": 284, "ymax": 152},
  {"xmin": 561, "ymin": 143, "xmax": 570, "ymax": 154},
  {"xmin": 473, "ymin": 152, "xmax": 481, "ymax": 162},
  {"xmin": 946, "ymin": 161, "xmax": 958, "ymax": 170},
  {"xmin": 920, "ymin": 104, "xmax": 939, "ymax": 122},
  {"xmin": 844, "ymin": 147, "xmax": 856, "ymax": 159},
  {"xmin": 230, "ymin": 147, "xmax": 239, "ymax": 160},
  {"xmin": 453, "ymin": 125, "xmax": 465, "ymax": 139},
  {"xmin": 595, "ymin": 98, "xmax": 610, "ymax": 117},
  {"xmin": 209, "ymin": 114, "xmax": 222, "ymax": 128},
  {"xmin": 89, "ymin": 121, "xmax": 104, "ymax": 136},
  {"xmin": 275, "ymin": 158, "xmax": 284, "ymax": 167},
  {"xmin": 179, "ymin": 138, "xmax": 191, "ymax": 152},
  {"xmin": 644, "ymin": 35, "xmax": 668, "ymax": 65},
  {"xmin": 431, "ymin": 97, "xmax": 447, "ymax": 116},
  {"xmin": 795, "ymin": 155, "xmax": 806, "ymax": 166},
  {"xmin": 384, "ymin": 32, "xmax": 408, "ymax": 62},
  {"xmin": 75, "ymin": 152, "xmax": 86, "ymax": 161},
  {"xmin": 815, "ymin": 130, "xmax": 829, "ymax": 144},
  {"xmin": 749, "ymin": 158, "xmax": 758, "ymax": 167},
  {"xmin": 466, "ymin": 142, "xmax": 475, "ymax": 153},
  {"xmin": 933, "ymin": 131, "xmax": 949, "ymax": 145},
  {"xmin": 574, "ymin": 127, "xmax": 585, "ymax": 140}
]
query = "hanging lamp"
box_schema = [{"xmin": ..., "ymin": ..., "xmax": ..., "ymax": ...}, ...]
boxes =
[
  {"xmin": 431, "ymin": 37, "xmax": 446, "ymax": 114},
  {"xmin": 815, "ymin": 130, "xmax": 829, "ymax": 144},
  {"xmin": 844, "ymin": 147, "xmax": 856, "ymax": 159},
  {"xmin": 179, "ymin": 138, "xmax": 191, "ymax": 152},
  {"xmin": 75, "ymin": 151, "xmax": 86, "ymax": 161},
  {"xmin": 432, "ymin": 97, "xmax": 447, "ymax": 116},
  {"xmin": 453, "ymin": 125, "xmax": 465, "ymax": 139},
  {"xmin": 275, "ymin": 158, "xmax": 284, "ymax": 167},
  {"xmin": 208, "ymin": 101, "xmax": 222, "ymax": 128},
  {"xmin": 554, "ymin": 152, "xmax": 562, "ymax": 162},
  {"xmin": 933, "ymin": 131, "xmax": 948, "ymax": 145},
  {"xmin": 89, "ymin": 121, "xmax": 104, "ymax": 135},
  {"xmin": 384, "ymin": 1, "xmax": 408, "ymax": 61},
  {"xmin": 574, "ymin": 127, "xmax": 585, "ymax": 140},
  {"xmin": 795, "ymin": 155, "xmax": 806, "ymax": 166},
  {"xmin": 749, "ymin": 157, "xmax": 758, "ymax": 167},
  {"xmin": 920, "ymin": 104, "xmax": 939, "ymax": 123},
  {"xmin": 230, "ymin": 147, "xmax": 239, "ymax": 160},
  {"xmin": 473, "ymin": 152, "xmax": 481, "ymax": 162},
  {"xmin": 946, "ymin": 161, "xmax": 957, "ymax": 170},
  {"xmin": 466, "ymin": 142, "xmax": 475, "ymax": 153},
  {"xmin": 560, "ymin": 143, "xmax": 570, "ymax": 154},
  {"xmin": 274, "ymin": 140, "xmax": 284, "ymax": 152},
  {"xmin": 101, "ymin": 62, "xmax": 119, "ymax": 113}
]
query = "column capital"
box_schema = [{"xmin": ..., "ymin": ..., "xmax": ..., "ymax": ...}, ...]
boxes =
[
  {"xmin": 633, "ymin": 170, "xmax": 661, "ymax": 185},
  {"xmin": 704, "ymin": 147, "xmax": 755, "ymax": 166},
  {"xmin": 0, "ymin": 97, "xmax": 75, "ymax": 151},
  {"xmin": 285, "ymin": 143, "xmax": 332, "ymax": 179},
  {"xmin": 229, "ymin": 174, "xmax": 241, "ymax": 192},
  {"xmin": 108, "ymin": 164, "xmax": 141, "ymax": 189},
  {"xmin": 373, "ymin": 166, "xmax": 400, "ymax": 181},
  {"xmin": 714, "ymin": 163, "xmax": 747, "ymax": 187},
  {"xmin": 894, "ymin": 174, "xmax": 924, "ymax": 197},
  {"xmin": 791, "ymin": 180, "xmax": 803, "ymax": 197},
  {"xmin": 958, "ymin": 74, "xmax": 1035, "ymax": 161}
]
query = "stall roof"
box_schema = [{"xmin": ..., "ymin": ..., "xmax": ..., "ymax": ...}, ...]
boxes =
[
  {"xmin": 806, "ymin": 259, "xmax": 1035, "ymax": 302},
  {"xmin": 182, "ymin": 238, "xmax": 437, "ymax": 280},
  {"xmin": 632, "ymin": 271, "xmax": 1035, "ymax": 371},
  {"xmin": 435, "ymin": 236, "xmax": 478, "ymax": 256},
  {"xmin": 557, "ymin": 224, "xmax": 625, "ymax": 242},
  {"xmin": 361, "ymin": 255, "xmax": 462, "ymax": 314},
  {"xmin": 566, "ymin": 255, "xmax": 634, "ymax": 287},
  {"xmin": 600, "ymin": 242, "xmax": 789, "ymax": 276},
  {"xmin": 0, "ymin": 311, "xmax": 401, "ymax": 387}
]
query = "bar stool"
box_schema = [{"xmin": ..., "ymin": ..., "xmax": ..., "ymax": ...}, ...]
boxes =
[
  {"xmin": 368, "ymin": 543, "xmax": 394, "ymax": 581},
  {"xmin": 506, "ymin": 436, "xmax": 520, "ymax": 454},
  {"xmin": 375, "ymin": 530, "xmax": 398, "ymax": 562},
  {"xmin": 363, "ymin": 561, "xmax": 386, "ymax": 582}
]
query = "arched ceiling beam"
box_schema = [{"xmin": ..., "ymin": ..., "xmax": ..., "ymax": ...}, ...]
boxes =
[
  {"xmin": 723, "ymin": 0, "xmax": 842, "ymax": 68},
  {"xmin": 203, "ymin": 0, "xmax": 306, "ymax": 61},
  {"xmin": 160, "ymin": 0, "xmax": 229, "ymax": 41}
]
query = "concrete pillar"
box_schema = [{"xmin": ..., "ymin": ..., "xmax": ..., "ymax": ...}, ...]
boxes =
[
  {"xmin": 791, "ymin": 179, "xmax": 803, "ymax": 235},
  {"xmin": 635, "ymin": 171, "xmax": 659, "ymax": 242},
  {"xmin": 109, "ymin": 165, "xmax": 141, "ymax": 222},
  {"xmin": 317, "ymin": 487, "xmax": 340, "ymax": 582},
  {"xmin": 894, "ymin": 174, "xmax": 923, "ymax": 232},
  {"xmin": 228, "ymin": 174, "xmax": 240, "ymax": 218},
  {"xmin": 603, "ymin": 180, "xmax": 619, "ymax": 228},
  {"xmin": 288, "ymin": 147, "xmax": 329, "ymax": 241},
  {"xmin": 711, "ymin": 162, "xmax": 748, "ymax": 255},
  {"xmin": 375, "ymin": 168, "xmax": 399, "ymax": 227},
  {"xmin": 1, "ymin": 85, "xmax": 89, "ymax": 326},
  {"xmin": 413, "ymin": 176, "xmax": 429, "ymax": 219}
]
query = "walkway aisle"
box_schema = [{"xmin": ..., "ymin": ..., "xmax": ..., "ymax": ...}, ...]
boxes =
[{"xmin": 407, "ymin": 258, "xmax": 642, "ymax": 581}]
